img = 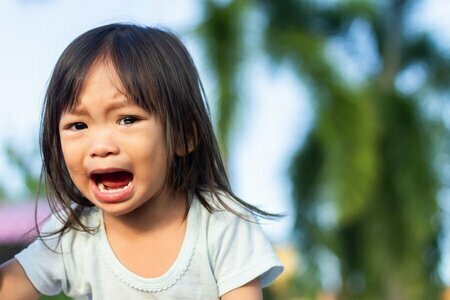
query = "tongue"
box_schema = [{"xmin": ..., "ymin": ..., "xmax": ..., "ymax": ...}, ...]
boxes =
[{"xmin": 99, "ymin": 171, "xmax": 133, "ymax": 188}]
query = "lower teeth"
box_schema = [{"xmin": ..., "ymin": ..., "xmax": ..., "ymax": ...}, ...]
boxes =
[{"xmin": 97, "ymin": 181, "xmax": 131, "ymax": 192}]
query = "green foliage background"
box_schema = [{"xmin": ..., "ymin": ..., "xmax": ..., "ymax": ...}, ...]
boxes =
[{"xmin": 199, "ymin": 0, "xmax": 448, "ymax": 299}]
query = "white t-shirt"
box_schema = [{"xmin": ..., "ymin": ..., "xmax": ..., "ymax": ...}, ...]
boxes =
[{"xmin": 15, "ymin": 194, "xmax": 283, "ymax": 299}]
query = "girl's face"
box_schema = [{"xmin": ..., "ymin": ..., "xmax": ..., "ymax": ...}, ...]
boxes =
[{"xmin": 59, "ymin": 61, "xmax": 169, "ymax": 218}]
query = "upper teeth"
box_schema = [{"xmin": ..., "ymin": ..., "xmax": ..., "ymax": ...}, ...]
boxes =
[{"xmin": 97, "ymin": 181, "xmax": 131, "ymax": 192}]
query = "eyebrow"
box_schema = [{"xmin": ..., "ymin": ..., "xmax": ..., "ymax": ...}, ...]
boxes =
[{"xmin": 68, "ymin": 94, "xmax": 131, "ymax": 115}]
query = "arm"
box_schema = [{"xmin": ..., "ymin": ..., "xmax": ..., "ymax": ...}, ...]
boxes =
[
  {"xmin": 220, "ymin": 278, "xmax": 262, "ymax": 300},
  {"xmin": 0, "ymin": 258, "xmax": 41, "ymax": 300}
]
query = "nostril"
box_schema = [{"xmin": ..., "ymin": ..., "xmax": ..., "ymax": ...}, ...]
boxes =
[{"xmin": 89, "ymin": 144, "xmax": 120, "ymax": 158}]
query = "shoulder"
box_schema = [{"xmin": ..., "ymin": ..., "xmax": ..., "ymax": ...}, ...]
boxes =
[
  {"xmin": 196, "ymin": 192, "xmax": 284, "ymax": 296},
  {"xmin": 196, "ymin": 190, "xmax": 269, "ymax": 237},
  {"xmin": 197, "ymin": 192, "xmax": 256, "ymax": 240},
  {"xmin": 199, "ymin": 192, "xmax": 266, "ymax": 252},
  {"xmin": 18, "ymin": 206, "xmax": 100, "ymax": 255},
  {"xmin": 17, "ymin": 206, "xmax": 101, "ymax": 262},
  {"xmin": 13, "ymin": 207, "xmax": 100, "ymax": 296}
]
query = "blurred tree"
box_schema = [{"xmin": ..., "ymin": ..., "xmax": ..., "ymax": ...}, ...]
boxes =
[
  {"xmin": 5, "ymin": 145, "xmax": 44, "ymax": 198},
  {"xmin": 197, "ymin": 0, "xmax": 248, "ymax": 160},
  {"xmin": 260, "ymin": 0, "xmax": 446, "ymax": 299},
  {"xmin": 0, "ymin": 182, "xmax": 6, "ymax": 201},
  {"xmin": 199, "ymin": 0, "xmax": 448, "ymax": 299},
  {"xmin": 0, "ymin": 144, "xmax": 41, "ymax": 201}
]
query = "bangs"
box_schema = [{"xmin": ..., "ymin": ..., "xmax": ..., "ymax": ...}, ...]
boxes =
[
  {"xmin": 107, "ymin": 28, "xmax": 161, "ymax": 116},
  {"xmin": 53, "ymin": 25, "xmax": 164, "ymax": 118},
  {"xmin": 50, "ymin": 30, "xmax": 111, "ymax": 116}
]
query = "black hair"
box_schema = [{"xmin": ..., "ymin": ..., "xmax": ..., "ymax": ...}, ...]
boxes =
[{"xmin": 40, "ymin": 23, "xmax": 279, "ymax": 236}]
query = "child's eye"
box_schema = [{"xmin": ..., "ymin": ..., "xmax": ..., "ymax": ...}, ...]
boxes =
[
  {"xmin": 68, "ymin": 122, "xmax": 87, "ymax": 130},
  {"xmin": 118, "ymin": 116, "xmax": 139, "ymax": 125}
]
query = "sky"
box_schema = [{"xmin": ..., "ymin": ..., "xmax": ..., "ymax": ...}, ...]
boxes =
[{"xmin": 1, "ymin": 0, "xmax": 450, "ymax": 284}]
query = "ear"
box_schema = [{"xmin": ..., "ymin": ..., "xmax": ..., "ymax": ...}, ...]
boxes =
[
  {"xmin": 175, "ymin": 139, "xmax": 196, "ymax": 157},
  {"xmin": 175, "ymin": 123, "xmax": 198, "ymax": 157}
]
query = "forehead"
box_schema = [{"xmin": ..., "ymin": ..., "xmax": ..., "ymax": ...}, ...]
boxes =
[
  {"xmin": 67, "ymin": 60, "xmax": 129, "ymax": 112},
  {"xmin": 81, "ymin": 60, "xmax": 124, "ymax": 96}
]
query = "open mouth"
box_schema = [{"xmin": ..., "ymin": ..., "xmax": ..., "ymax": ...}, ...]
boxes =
[
  {"xmin": 92, "ymin": 171, "xmax": 134, "ymax": 191},
  {"xmin": 90, "ymin": 170, "xmax": 134, "ymax": 203}
]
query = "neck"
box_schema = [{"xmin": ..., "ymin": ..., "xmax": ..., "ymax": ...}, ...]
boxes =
[{"xmin": 103, "ymin": 191, "xmax": 188, "ymax": 237}]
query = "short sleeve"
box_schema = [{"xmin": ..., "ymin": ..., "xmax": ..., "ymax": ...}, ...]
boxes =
[
  {"xmin": 207, "ymin": 209, "xmax": 284, "ymax": 296},
  {"xmin": 14, "ymin": 215, "xmax": 67, "ymax": 296}
]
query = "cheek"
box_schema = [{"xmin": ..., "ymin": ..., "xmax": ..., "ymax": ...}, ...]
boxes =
[
  {"xmin": 134, "ymin": 142, "xmax": 168, "ymax": 178},
  {"xmin": 128, "ymin": 132, "xmax": 166, "ymax": 161},
  {"xmin": 140, "ymin": 145, "xmax": 166, "ymax": 169},
  {"xmin": 60, "ymin": 139, "xmax": 83, "ymax": 176}
]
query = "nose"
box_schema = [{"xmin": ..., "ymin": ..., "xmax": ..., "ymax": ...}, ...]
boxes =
[{"xmin": 89, "ymin": 130, "xmax": 120, "ymax": 158}]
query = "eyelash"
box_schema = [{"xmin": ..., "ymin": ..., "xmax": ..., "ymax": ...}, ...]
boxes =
[
  {"xmin": 68, "ymin": 122, "xmax": 87, "ymax": 131},
  {"xmin": 118, "ymin": 116, "xmax": 140, "ymax": 125},
  {"xmin": 65, "ymin": 116, "xmax": 140, "ymax": 131}
]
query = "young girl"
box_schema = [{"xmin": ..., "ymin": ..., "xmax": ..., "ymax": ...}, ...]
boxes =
[{"xmin": 0, "ymin": 23, "xmax": 283, "ymax": 299}]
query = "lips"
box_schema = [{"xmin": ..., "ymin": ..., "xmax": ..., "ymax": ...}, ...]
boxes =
[{"xmin": 90, "ymin": 170, "xmax": 134, "ymax": 203}]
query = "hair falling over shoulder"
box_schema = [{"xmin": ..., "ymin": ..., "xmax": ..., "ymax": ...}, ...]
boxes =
[{"xmin": 38, "ymin": 23, "xmax": 281, "ymax": 238}]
